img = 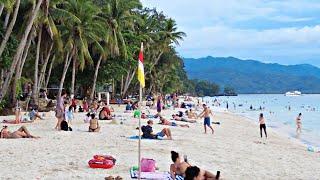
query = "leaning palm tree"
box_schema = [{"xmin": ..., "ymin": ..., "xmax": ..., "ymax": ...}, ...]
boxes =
[
  {"xmin": 55, "ymin": 0, "xmax": 105, "ymax": 97},
  {"xmin": 0, "ymin": 0, "xmax": 44, "ymax": 102},
  {"xmin": 0, "ymin": 0, "xmax": 20, "ymax": 58}
]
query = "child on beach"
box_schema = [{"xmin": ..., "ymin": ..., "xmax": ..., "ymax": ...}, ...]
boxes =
[
  {"xmin": 84, "ymin": 113, "xmax": 91, "ymax": 123},
  {"xmin": 198, "ymin": 104, "xmax": 214, "ymax": 134},
  {"xmin": 65, "ymin": 106, "xmax": 74, "ymax": 125},
  {"xmin": 259, "ymin": 113, "xmax": 267, "ymax": 138}
]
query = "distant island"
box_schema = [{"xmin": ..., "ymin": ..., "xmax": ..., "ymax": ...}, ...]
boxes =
[{"xmin": 184, "ymin": 56, "xmax": 320, "ymax": 94}]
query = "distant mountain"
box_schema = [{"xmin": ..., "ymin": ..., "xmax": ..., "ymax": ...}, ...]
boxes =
[{"xmin": 183, "ymin": 56, "xmax": 320, "ymax": 93}]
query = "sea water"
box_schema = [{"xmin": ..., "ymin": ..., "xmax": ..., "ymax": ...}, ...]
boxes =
[{"xmin": 204, "ymin": 94, "xmax": 320, "ymax": 148}]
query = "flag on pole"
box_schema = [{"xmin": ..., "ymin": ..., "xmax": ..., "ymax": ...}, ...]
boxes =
[{"xmin": 137, "ymin": 43, "xmax": 145, "ymax": 88}]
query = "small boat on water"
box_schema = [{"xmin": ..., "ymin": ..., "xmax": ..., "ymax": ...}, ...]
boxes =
[{"xmin": 285, "ymin": 91, "xmax": 302, "ymax": 96}]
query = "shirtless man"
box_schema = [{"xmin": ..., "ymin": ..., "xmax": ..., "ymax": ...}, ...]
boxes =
[
  {"xmin": 198, "ymin": 104, "xmax": 214, "ymax": 134},
  {"xmin": 0, "ymin": 126, "xmax": 39, "ymax": 139},
  {"xmin": 170, "ymin": 151, "xmax": 217, "ymax": 180}
]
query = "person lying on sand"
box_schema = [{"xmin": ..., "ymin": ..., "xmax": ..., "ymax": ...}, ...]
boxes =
[
  {"xmin": 142, "ymin": 120, "xmax": 172, "ymax": 140},
  {"xmin": 0, "ymin": 125, "xmax": 39, "ymax": 139},
  {"xmin": 170, "ymin": 151, "xmax": 218, "ymax": 180},
  {"xmin": 159, "ymin": 116, "xmax": 189, "ymax": 128},
  {"xmin": 89, "ymin": 114, "xmax": 100, "ymax": 132},
  {"xmin": 172, "ymin": 114, "xmax": 196, "ymax": 123}
]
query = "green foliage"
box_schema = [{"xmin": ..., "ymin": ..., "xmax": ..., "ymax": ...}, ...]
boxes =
[
  {"xmin": 1, "ymin": 0, "xmax": 194, "ymax": 103},
  {"xmin": 192, "ymin": 79, "xmax": 220, "ymax": 97},
  {"xmin": 0, "ymin": 28, "xmax": 19, "ymax": 69},
  {"xmin": 224, "ymin": 86, "xmax": 236, "ymax": 95}
]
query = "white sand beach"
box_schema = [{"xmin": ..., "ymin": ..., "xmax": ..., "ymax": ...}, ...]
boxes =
[{"xmin": 0, "ymin": 106, "xmax": 319, "ymax": 179}]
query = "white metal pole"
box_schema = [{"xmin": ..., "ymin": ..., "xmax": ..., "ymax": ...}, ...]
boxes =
[{"xmin": 138, "ymin": 86, "xmax": 142, "ymax": 179}]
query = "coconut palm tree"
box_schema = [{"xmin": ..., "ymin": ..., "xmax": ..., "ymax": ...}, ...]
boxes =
[
  {"xmin": 0, "ymin": 0, "xmax": 44, "ymax": 102},
  {"xmin": 55, "ymin": 0, "xmax": 105, "ymax": 97},
  {"xmin": 0, "ymin": 0, "xmax": 20, "ymax": 58}
]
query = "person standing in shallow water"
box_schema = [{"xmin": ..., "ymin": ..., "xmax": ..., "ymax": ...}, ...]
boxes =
[{"xmin": 259, "ymin": 113, "xmax": 267, "ymax": 138}]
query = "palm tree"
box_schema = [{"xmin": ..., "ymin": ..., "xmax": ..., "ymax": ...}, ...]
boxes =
[
  {"xmin": 0, "ymin": 0, "xmax": 20, "ymax": 58},
  {"xmin": 55, "ymin": 0, "xmax": 105, "ymax": 97},
  {"xmin": 0, "ymin": 0, "xmax": 44, "ymax": 102}
]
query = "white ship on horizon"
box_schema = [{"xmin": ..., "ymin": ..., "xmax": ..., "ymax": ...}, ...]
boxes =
[{"xmin": 285, "ymin": 91, "xmax": 302, "ymax": 96}]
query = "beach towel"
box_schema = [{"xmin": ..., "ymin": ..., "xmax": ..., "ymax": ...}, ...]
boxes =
[
  {"xmin": 130, "ymin": 167, "xmax": 184, "ymax": 180},
  {"xmin": 128, "ymin": 136, "xmax": 163, "ymax": 140}
]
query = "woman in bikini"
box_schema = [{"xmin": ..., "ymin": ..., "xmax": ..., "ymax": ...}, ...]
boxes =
[
  {"xmin": 296, "ymin": 113, "xmax": 302, "ymax": 134},
  {"xmin": 89, "ymin": 114, "xmax": 100, "ymax": 132},
  {"xmin": 0, "ymin": 125, "xmax": 39, "ymax": 139},
  {"xmin": 170, "ymin": 151, "xmax": 217, "ymax": 179}
]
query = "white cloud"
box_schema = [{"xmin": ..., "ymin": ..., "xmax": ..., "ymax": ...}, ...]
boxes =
[
  {"xmin": 178, "ymin": 25, "xmax": 320, "ymax": 62},
  {"xmin": 141, "ymin": 0, "xmax": 320, "ymax": 65}
]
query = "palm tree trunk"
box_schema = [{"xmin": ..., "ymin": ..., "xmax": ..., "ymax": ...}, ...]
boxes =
[
  {"xmin": 0, "ymin": 0, "xmax": 21, "ymax": 57},
  {"xmin": 0, "ymin": 69, "xmax": 3, "ymax": 89},
  {"xmin": 3, "ymin": 11, "xmax": 10, "ymax": 30},
  {"xmin": 18, "ymin": 29, "xmax": 33, "ymax": 78},
  {"xmin": 122, "ymin": 68, "xmax": 137, "ymax": 98},
  {"xmin": 31, "ymin": 27, "xmax": 42, "ymax": 105},
  {"xmin": 0, "ymin": 4, "xmax": 4, "ymax": 17},
  {"xmin": 0, "ymin": 0, "xmax": 43, "ymax": 102},
  {"xmin": 11, "ymin": 55, "xmax": 23, "ymax": 106},
  {"xmin": 90, "ymin": 56, "xmax": 102, "ymax": 100},
  {"xmin": 120, "ymin": 75, "xmax": 123, "ymax": 97},
  {"xmin": 45, "ymin": 55, "xmax": 55, "ymax": 89},
  {"xmin": 38, "ymin": 43, "xmax": 53, "ymax": 88},
  {"xmin": 71, "ymin": 56, "xmax": 76, "ymax": 95},
  {"xmin": 58, "ymin": 51, "xmax": 72, "ymax": 98}
]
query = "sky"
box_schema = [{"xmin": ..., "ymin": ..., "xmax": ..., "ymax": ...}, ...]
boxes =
[{"xmin": 141, "ymin": 0, "xmax": 320, "ymax": 67}]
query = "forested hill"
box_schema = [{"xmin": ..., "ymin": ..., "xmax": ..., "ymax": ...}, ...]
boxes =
[{"xmin": 183, "ymin": 56, "xmax": 320, "ymax": 94}]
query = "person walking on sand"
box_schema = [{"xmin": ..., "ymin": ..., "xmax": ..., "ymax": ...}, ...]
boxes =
[
  {"xmin": 55, "ymin": 91, "xmax": 67, "ymax": 130},
  {"xmin": 259, "ymin": 113, "xmax": 267, "ymax": 138},
  {"xmin": 198, "ymin": 104, "xmax": 214, "ymax": 134},
  {"xmin": 296, "ymin": 113, "xmax": 302, "ymax": 134}
]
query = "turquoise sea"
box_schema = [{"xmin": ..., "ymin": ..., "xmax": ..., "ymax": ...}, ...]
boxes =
[{"xmin": 204, "ymin": 94, "xmax": 320, "ymax": 148}]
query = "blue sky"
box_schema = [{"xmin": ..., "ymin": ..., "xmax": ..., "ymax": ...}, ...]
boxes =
[{"xmin": 141, "ymin": 0, "xmax": 320, "ymax": 66}]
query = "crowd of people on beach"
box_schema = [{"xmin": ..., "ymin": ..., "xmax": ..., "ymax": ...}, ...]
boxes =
[
  {"xmin": 0, "ymin": 91, "xmax": 223, "ymax": 179},
  {"xmin": 1, "ymin": 89, "xmax": 309, "ymax": 179}
]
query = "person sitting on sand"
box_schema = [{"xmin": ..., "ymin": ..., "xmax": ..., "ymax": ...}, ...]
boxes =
[
  {"xmin": 0, "ymin": 125, "xmax": 39, "ymax": 139},
  {"xmin": 29, "ymin": 108, "xmax": 43, "ymax": 121},
  {"xmin": 89, "ymin": 114, "xmax": 100, "ymax": 132},
  {"xmin": 126, "ymin": 102, "xmax": 132, "ymax": 111},
  {"xmin": 187, "ymin": 109, "xmax": 197, "ymax": 119},
  {"xmin": 142, "ymin": 120, "xmax": 172, "ymax": 140},
  {"xmin": 170, "ymin": 151, "xmax": 217, "ymax": 179},
  {"xmin": 172, "ymin": 114, "xmax": 196, "ymax": 123},
  {"xmin": 99, "ymin": 107, "xmax": 112, "ymax": 120},
  {"xmin": 159, "ymin": 116, "xmax": 189, "ymax": 128}
]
